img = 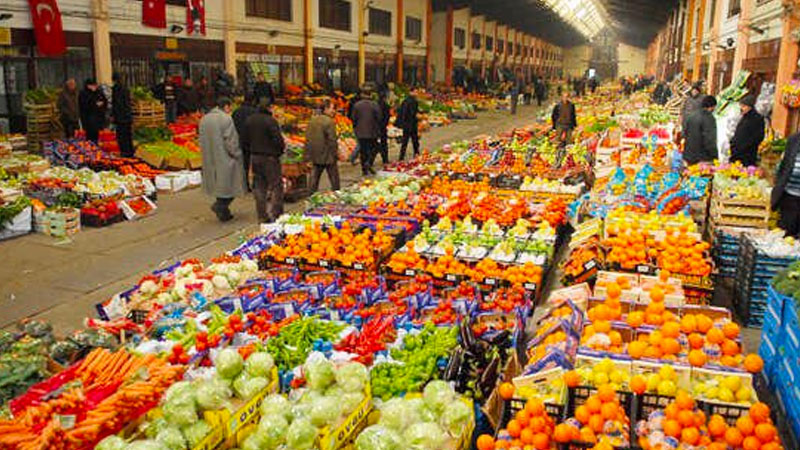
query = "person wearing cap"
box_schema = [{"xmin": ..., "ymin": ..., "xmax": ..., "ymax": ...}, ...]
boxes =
[
  {"xmin": 200, "ymin": 97, "xmax": 246, "ymax": 222},
  {"xmin": 112, "ymin": 73, "xmax": 134, "ymax": 158},
  {"xmin": 683, "ymin": 95, "xmax": 718, "ymax": 165},
  {"xmin": 681, "ymin": 82, "xmax": 704, "ymax": 130},
  {"xmin": 242, "ymin": 98, "xmax": 285, "ymax": 223},
  {"xmin": 772, "ymin": 133, "xmax": 800, "ymax": 237},
  {"xmin": 730, "ymin": 95, "xmax": 765, "ymax": 167}
]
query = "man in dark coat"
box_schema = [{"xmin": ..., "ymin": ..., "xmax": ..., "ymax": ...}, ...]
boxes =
[
  {"xmin": 396, "ymin": 94, "xmax": 420, "ymax": 161},
  {"xmin": 351, "ymin": 90, "xmax": 381, "ymax": 176},
  {"xmin": 111, "ymin": 73, "xmax": 134, "ymax": 157},
  {"xmin": 771, "ymin": 133, "xmax": 800, "ymax": 236},
  {"xmin": 681, "ymin": 82, "xmax": 704, "ymax": 130},
  {"xmin": 253, "ymin": 73, "xmax": 275, "ymax": 107},
  {"xmin": 232, "ymin": 93, "xmax": 259, "ymax": 190},
  {"xmin": 730, "ymin": 95, "xmax": 765, "ymax": 167},
  {"xmin": 241, "ymin": 99, "xmax": 285, "ymax": 223},
  {"xmin": 78, "ymin": 79, "xmax": 107, "ymax": 144},
  {"xmin": 534, "ymin": 77, "xmax": 546, "ymax": 107},
  {"xmin": 551, "ymin": 91, "xmax": 577, "ymax": 145},
  {"xmin": 306, "ymin": 101, "xmax": 340, "ymax": 193},
  {"xmin": 197, "ymin": 76, "xmax": 215, "ymax": 112},
  {"xmin": 57, "ymin": 78, "xmax": 79, "ymax": 139},
  {"xmin": 153, "ymin": 76, "xmax": 177, "ymax": 123},
  {"xmin": 683, "ymin": 95, "xmax": 718, "ymax": 165},
  {"xmin": 376, "ymin": 92, "xmax": 391, "ymax": 165},
  {"xmin": 177, "ymin": 79, "xmax": 200, "ymax": 116}
]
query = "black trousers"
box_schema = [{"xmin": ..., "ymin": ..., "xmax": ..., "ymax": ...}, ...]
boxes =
[
  {"xmin": 310, "ymin": 163, "xmax": 341, "ymax": 193},
  {"xmin": 117, "ymin": 122, "xmax": 134, "ymax": 158},
  {"xmin": 377, "ymin": 131, "xmax": 389, "ymax": 164},
  {"xmin": 86, "ymin": 124, "xmax": 100, "ymax": 144},
  {"xmin": 399, "ymin": 129, "xmax": 420, "ymax": 161},
  {"xmin": 779, "ymin": 193, "xmax": 800, "ymax": 237},
  {"xmin": 61, "ymin": 117, "xmax": 78, "ymax": 139},
  {"xmin": 242, "ymin": 146, "xmax": 251, "ymax": 190},
  {"xmin": 358, "ymin": 138, "xmax": 378, "ymax": 174},
  {"xmin": 252, "ymin": 155, "xmax": 283, "ymax": 223}
]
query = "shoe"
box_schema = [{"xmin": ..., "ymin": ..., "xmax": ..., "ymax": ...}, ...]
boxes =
[{"xmin": 368, "ymin": 168, "xmax": 377, "ymax": 175}]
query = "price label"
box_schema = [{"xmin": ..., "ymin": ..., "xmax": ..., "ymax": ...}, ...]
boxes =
[
  {"xmin": 285, "ymin": 257, "xmax": 296, "ymax": 265},
  {"xmin": 584, "ymin": 260, "xmax": 597, "ymax": 271},
  {"xmin": 353, "ymin": 263, "xmax": 364, "ymax": 270},
  {"xmin": 468, "ymin": 172, "xmax": 475, "ymax": 178},
  {"xmin": 484, "ymin": 278, "xmax": 497, "ymax": 286},
  {"xmin": 513, "ymin": 175, "xmax": 521, "ymax": 180},
  {"xmin": 445, "ymin": 274, "xmax": 457, "ymax": 282},
  {"xmin": 524, "ymin": 282, "xmax": 537, "ymax": 291},
  {"xmin": 319, "ymin": 260, "xmax": 329, "ymax": 267},
  {"xmin": 56, "ymin": 415, "xmax": 76, "ymax": 430},
  {"xmin": 636, "ymin": 265, "xmax": 651, "ymax": 274},
  {"xmin": 283, "ymin": 303, "xmax": 294, "ymax": 318},
  {"xmin": 404, "ymin": 269, "xmax": 416, "ymax": 276}
]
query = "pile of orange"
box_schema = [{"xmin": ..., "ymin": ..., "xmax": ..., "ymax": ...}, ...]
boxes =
[
  {"xmin": 568, "ymin": 385, "xmax": 630, "ymax": 447},
  {"xmin": 563, "ymin": 243, "xmax": 601, "ymax": 278},
  {"xmin": 603, "ymin": 225, "xmax": 650, "ymax": 270},
  {"xmin": 386, "ymin": 243, "xmax": 428, "ymax": 273},
  {"xmin": 656, "ymin": 228, "xmax": 712, "ymax": 276},
  {"xmin": 476, "ymin": 398, "xmax": 557, "ymax": 450},
  {"xmin": 639, "ymin": 392, "xmax": 713, "ymax": 449}
]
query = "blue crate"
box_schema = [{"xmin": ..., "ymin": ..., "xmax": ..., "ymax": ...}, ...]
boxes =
[
  {"xmin": 765, "ymin": 301, "xmax": 782, "ymax": 336},
  {"xmin": 759, "ymin": 332, "xmax": 778, "ymax": 382},
  {"xmin": 768, "ymin": 285, "xmax": 790, "ymax": 320},
  {"xmin": 783, "ymin": 300, "xmax": 800, "ymax": 357}
]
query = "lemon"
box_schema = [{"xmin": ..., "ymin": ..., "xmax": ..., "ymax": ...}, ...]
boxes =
[
  {"xmin": 609, "ymin": 370, "xmax": 625, "ymax": 384},
  {"xmin": 717, "ymin": 387, "xmax": 735, "ymax": 403},
  {"xmin": 658, "ymin": 365, "xmax": 676, "ymax": 381},
  {"xmin": 594, "ymin": 372, "xmax": 610, "ymax": 387},
  {"xmin": 704, "ymin": 386, "xmax": 719, "ymax": 399},
  {"xmin": 657, "ymin": 380, "xmax": 678, "ymax": 396},
  {"xmin": 736, "ymin": 387, "xmax": 753, "ymax": 403},
  {"xmin": 721, "ymin": 375, "xmax": 742, "ymax": 392}
]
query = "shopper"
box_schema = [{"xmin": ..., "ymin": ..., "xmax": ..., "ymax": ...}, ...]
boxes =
[
  {"xmin": 253, "ymin": 72, "xmax": 275, "ymax": 107},
  {"xmin": 551, "ymin": 91, "xmax": 577, "ymax": 145},
  {"xmin": 681, "ymin": 82, "xmax": 704, "ymax": 130},
  {"xmin": 111, "ymin": 73, "xmax": 134, "ymax": 158},
  {"xmin": 683, "ymin": 95, "xmax": 718, "ymax": 165},
  {"xmin": 199, "ymin": 97, "xmax": 246, "ymax": 222},
  {"xmin": 510, "ymin": 78, "xmax": 521, "ymax": 115},
  {"xmin": 534, "ymin": 77, "xmax": 546, "ymax": 107},
  {"xmin": 197, "ymin": 76, "xmax": 215, "ymax": 112},
  {"xmin": 57, "ymin": 78, "xmax": 79, "ymax": 139},
  {"xmin": 351, "ymin": 90, "xmax": 381, "ymax": 176},
  {"xmin": 396, "ymin": 93, "xmax": 420, "ymax": 161},
  {"xmin": 242, "ymin": 99, "xmax": 285, "ymax": 223},
  {"xmin": 177, "ymin": 79, "xmax": 200, "ymax": 117},
  {"xmin": 771, "ymin": 133, "xmax": 800, "ymax": 236},
  {"xmin": 347, "ymin": 94, "xmax": 361, "ymax": 165},
  {"xmin": 232, "ymin": 92, "xmax": 259, "ymax": 190},
  {"xmin": 153, "ymin": 76, "xmax": 177, "ymax": 123},
  {"xmin": 78, "ymin": 78, "xmax": 108, "ymax": 144},
  {"xmin": 377, "ymin": 91, "xmax": 391, "ymax": 165},
  {"xmin": 730, "ymin": 95, "xmax": 765, "ymax": 167},
  {"xmin": 306, "ymin": 101, "xmax": 340, "ymax": 193},
  {"xmin": 588, "ymin": 77, "xmax": 598, "ymax": 94}
]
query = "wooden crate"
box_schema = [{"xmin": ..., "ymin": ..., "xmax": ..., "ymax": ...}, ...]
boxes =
[{"xmin": 132, "ymin": 100, "xmax": 166, "ymax": 129}]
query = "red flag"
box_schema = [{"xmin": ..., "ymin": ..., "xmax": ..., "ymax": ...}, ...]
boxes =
[
  {"xmin": 186, "ymin": 0, "xmax": 206, "ymax": 35},
  {"xmin": 27, "ymin": 0, "xmax": 66, "ymax": 56},
  {"xmin": 142, "ymin": 0, "xmax": 167, "ymax": 28}
]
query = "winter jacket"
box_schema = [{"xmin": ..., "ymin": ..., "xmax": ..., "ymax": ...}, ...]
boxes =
[
  {"xmin": 681, "ymin": 94, "xmax": 703, "ymax": 129},
  {"xmin": 200, "ymin": 107, "xmax": 246, "ymax": 198},
  {"xmin": 352, "ymin": 99, "xmax": 381, "ymax": 140},
  {"xmin": 111, "ymin": 84, "xmax": 133, "ymax": 124},
  {"xmin": 241, "ymin": 111, "xmax": 285, "ymax": 158},
  {"xmin": 78, "ymin": 88, "xmax": 108, "ymax": 130},
  {"xmin": 232, "ymin": 103, "xmax": 259, "ymax": 149},
  {"xmin": 730, "ymin": 109, "xmax": 765, "ymax": 167},
  {"xmin": 57, "ymin": 88, "xmax": 79, "ymax": 123},
  {"xmin": 771, "ymin": 133, "xmax": 800, "ymax": 209},
  {"xmin": 683, "ymin": 109, "xmax": 718, "ymax": 165},
  {"xmin": 305, "ymin": 114, "xmax": 338, "ymax": 165},
  {"xmin": 396, "ymin": 96, "xmax": 419, "ymax": 132},
  {"xmin": 254, "ymin": 81, "xmax": 275, "ymax": 106},
  {"xmin": 551, "ymin": 101, "xmax": 577, "ymax": 130}
]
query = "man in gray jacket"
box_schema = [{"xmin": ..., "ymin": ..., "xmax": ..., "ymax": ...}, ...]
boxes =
[
  {"xmin": 306, "ymin": 101, "xmax": 340, "ymax": 193},
  {"xmin": 351, "ymin": 90, "xmax": 381, "ymax": 176},
  {"xmin": 683, "ymin": 95, "xmax": 718, "ymax": 165},
  {"xmin": 200, "ymin": 97, "xmax": 246, "ymax": 222}
]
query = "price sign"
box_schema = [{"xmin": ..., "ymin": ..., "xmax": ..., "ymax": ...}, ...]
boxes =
[
  {"xmin": 584, "ymin": 260, "xmax": 597, "ymax": 271},
  {"xmin": 354, "ymin": 263, "xmax": 364, "ymax": 270},
  {"xmin": 285, "ymin": 257, "xmax": 296, "ymax": 265},
  {"xmin": 524, "ymin": 282, "xmax": 537, "ymax": 291},
  {"xmin": 319, "ymin": 260, "xmax": 329, "ymax": 268},
  {"xmin": 446, "ymin": 274, "xmax": 458, "ymax": 282},
  {"xmin": 636, "ymin": 265, "xmax": 651, "ymax": 274},
  {"xmin": 404, "ymin": 269, "xmax": 416, "ymax": 276},
  {"xmin": 484, "ymin": 278, "xmax": 497, "ymax": 286}
]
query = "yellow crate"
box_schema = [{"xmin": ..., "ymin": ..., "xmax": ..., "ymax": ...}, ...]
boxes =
[
  {"xmin": 317, "ymin": 384, "xmax": 373, "ymax": 450},
  {"xmin": 141, "ymin": 409, "xmax": 225, "ymax": 450},
  {"xmin": 214, "ymin": 367, "xmax": 280, "ymax": 443}
]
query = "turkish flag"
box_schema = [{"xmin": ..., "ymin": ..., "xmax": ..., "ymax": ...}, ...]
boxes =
[
  {"xmin": 142, "ymin": 0, "xmax": 167, "ymax": 29},
  {"xmin": 186, "ymin": 0, "xmax": 206, "ymax": 35},
  {"xmin": 27, "ymin": 0, "xmax": 66, "ymax": 56}
]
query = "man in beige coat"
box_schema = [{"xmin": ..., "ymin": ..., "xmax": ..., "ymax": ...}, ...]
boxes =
[
  {"xmin": 200, "ymin": 97, "xmax": 246, "ymax": 222},
  {"xmin": 306, "ymin": 101, "xmax": 340, "ymax": 192}
]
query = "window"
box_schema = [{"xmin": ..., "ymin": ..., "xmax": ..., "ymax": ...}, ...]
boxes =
[
  {"xmin": 506, "ymin": 41, "xmax": 513, "ymax": 54},
  {"xmin": 498, "ymin": 39, "xmax": 504, "ymax": 54},
  {"xmin": 368, "ymin": 8, "xmax": 391, "ymax": 36},
  {"xmin": 406, "ymin": 16, "xmax": 422, "ymax": 41},
  {"xmin": 246, "ymin": 0, "xmax": 292, "ymax": 21},
  {"xmin": 515, "ymin": 43, "xmax": 521, "ymax": 56},
  {"xmin": 471, "ymin": 32, "xmax": 481, "ymax": 50},
  {"xmin": 319, "ymin": 0, "xmax": 351, "ymax": 31},
  {"xmin": 454, "ymin": 28, "xmax": 466, "ymax": 49},
  {"xmin": 728, "ymin": 0, "xmax": 741, "ymax": 17},
  {"xmin": 485, "ymin": 36, "xmax": 493, "ymax": 52}
]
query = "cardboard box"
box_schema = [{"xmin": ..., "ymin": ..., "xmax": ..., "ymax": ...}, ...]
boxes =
[
  {"xmin": 135, "ymin": 147, "xmax": 165, "ymax": 169},
  {"xmin": 155, "ymin": 173, "xmax": 190, "ymax": 193}
]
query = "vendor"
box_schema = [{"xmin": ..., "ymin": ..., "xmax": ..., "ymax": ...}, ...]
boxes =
[
  {"xmin": 771, "ymin": 133, "xmax": 800, "ymax": 237},
  {"xmin": 729, "ymin": 95, "xmax": 765, "ymax": 167},
  {"xmin": 551, "ymin": 91, "xmax": 577, "ymax": 145},
  {"xmin": 682, "ymin": 95, "xmax": 718, "ymax": 165}
]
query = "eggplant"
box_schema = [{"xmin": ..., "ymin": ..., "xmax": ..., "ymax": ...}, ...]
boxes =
[
  {"xmin": 459, "ymin": 320, "xmax": 477, "ymax": 351},
  {"xmin": 478, "ymin": 353, "xmax": 501, "ymax": 397},
  {"xmin": 444, "ymin": 347, "xmax": 464, "ymax": 381}
]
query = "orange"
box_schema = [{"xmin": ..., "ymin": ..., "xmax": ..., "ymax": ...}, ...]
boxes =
[
  {"xmin": 606, "ymin": 282, "xmax": 622, "ymax": 299},
  {"xmin": 660, "ymin": 337, "xmax": 681, "ymax": 355},
  {"xmin": 749, "ymin": 402, "xmax": 771, "ymax": 423},
  {"xmin": 609, "ymin": 330, "xmax": 623, "ymax": 346},
  {"xmin": 760, "ymin": 443, "xmax": 782, "ymax": 450},
  {"xmin": 650, "ymin": 286, "xmax": 665, "ymax": 303},
  {"xmin": 694, "ymin": 410, "xmax": 707, "ymax": 428},
  {"xmin": 528, "ymin": 416, "xmax": 546, "ymax": 433},
  {"xmin": 676, "ymin": 392, "xmax": 695, "ymax": 410},
  {"xmin": 499, "ymin": 382, "xmax": 516, "ymax": 400},
  {"xmin": 647, "ymin": 330, "xmax": 664, "ymax": 347},
  {"xmin": 725, "ymin": 427, "xmax": 744, "ymax": 446},
  {"xmin": 707, "ymin": 327, "xmax": 725, "ymax": 345},
  {"xmin": 531, "ymin": 433, "xmax": 550, "ymax": 450},
  {"xmin": 519, "ymin": 428, "xmax": 535, "ymax": 445},
  {"xmin": 662, "ymin": 321, "xmax": 681, "ymax": 338},
  {"xmin": 579, "ymin": 426, "xmax": 596, "ymax": 443},
  {"xmin": 744, "ymin": 354, "xmax": 764, "ymax": 373},
  {"xmin": 594, "ymin": 320, "xmax": 612, "ymax": 334},
  {"xmin": 688, "ymin": 333, "xmax": 705, "ymax": 349},
  {"xmin": 678, "ymin": 409, "xmax": 696, "ymax": 427},
  {"xmin": 643, "ymin": 345, "xmax": 664, "ymax": 359},
  {"xmin": 628, "ymin": 340, "xmax": 647, "ymax": 359},
  {"xmin": 688, "ymin": 349, "xmax": 707, "ymax": 367},
  {"xmin": 553, "ymin": 424, "xmax": 575, "ymax": 443},
  {"xmin": 630, "ymin": 375, "xmax": 647, "ymax": 395},
  {"xmin": 588, "ymin": 414, "xmax": 604, "ymax": 433},
  {"xmin": 680, "ymin": 314, "xmax": 698, "ymax": 333},
  {"xmin": 515, "ymin": 410, "xmax": 531, "ymax": 428},
  {"xmin": 742, "ymin": 435, "xmax": 762, "ymax": 450},
  {"xmin": 601, "ymin": 402, "xmax": 618, "ymax": 420},
  {"xmin": 663, "ymin": 419, "xmax": 681, "ymax": 438},
  {"xmin": 664, "ymin": 403, "xmax": 681, "ymax": 420},
  {"xmin": 723, "ymin": 322, "xmax": 741, "ymax": 339},
  {"xmin": 736, "ymin": 416, "xmax": 755, "ymax": 436},
  {"xmin": 585, "ymin": 396, "xmax": 602, "ymax": 414},
  {"xmin": 575, "ymin": 405, "xmax": 591, "ymax": 424},
  {"xmin": 708, "ymin": 442, "xmax": 727, "ymax": 450},
  {"xmin": 708, "ymin": 416, "xmax": 728, "ymax": 437},
  {"xmin": 721, "ymin": 339, "xmax": 740, "ymax": 356},
  {"xmin": 597, "ymin": 385, "xmax": 616, "ymax": 403},
  {"xmin": 477, "ymin": 435, "xmax": 495, "ymax": 450},
  {"xmin": 525, "ymin": 398, "xmax": 545, "ymax": 416},
  {"xmin": 696, "ymin": 314, "xmax": 714, "ymax": 333},
  {"xmin": 681, "ymin": 427, "xmax": 700, "ymax": 445},
  {"xmin": 494, "ymin": 439, "xmax": 509, "ymax": 449},
  {"xmin": 564, "ymin": 370, "xmax": 581, "ymax": 388},
  {"xmin": 755, "ymin": 423, "xmax": 777, "ymax": 443},
  {"xmin": 506, "ymin": 419, "xmax": 522, "ymax": 438},
  {"xmin": 627, "ymin": 311, "xmax": 645, "ymax": 328}
]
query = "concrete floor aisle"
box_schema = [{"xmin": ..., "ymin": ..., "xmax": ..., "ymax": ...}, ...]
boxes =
[{"xmin": 0, "ymin": 104, "xmax": 548, "ymax": 334}]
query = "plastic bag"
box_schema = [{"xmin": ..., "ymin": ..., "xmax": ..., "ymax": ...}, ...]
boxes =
[
  {"xmin": 355, "ymin": 425, "xmax": 403, "ymax": 450},
  {"xmin": 403, "ymin": 422, "xmax": 448, "ymax": 450},
  {"xmin": 233, "ymin": 373, "xmax": 269, "ymax": 400},
  {"xmin": 260, "ymin": 394, "xmax": 293, "ymax": 421},
  {"xmin": 215, "ymin": 348, "xmax": 244, "ymax": 379},
  {"xmin": 257, "ymin": 413, "xmax": 289, "ymax": 448},
  {"xmin": 286, "ymin": 417, "xmax": 318, "ymax": 450},
  {"xmin": 335, "ymin": 362, "xmax": 368, "ymax": 393},
  {"xmin": 304, "ymin": 356, "xmax": 335, "ymax": 391},
  {"xmin": 378, "ymin": 398, "xmax": 416, "ymax": 431},
  {"xmin": 181, "ymin": 420, "xmax": 212, "ymax": 448},
  {"xmin": 95, "ymin": 436, "xmax": 127, "ymax": 450},
  {"xmin": 439, "ymin": 399, "xmax": 472, "ymax": 437},
  {"xmin": 164, "ymin": 381, "xmax": 195, "ymax": 405},
  {"xmin": 195, "ymin": 377, "xmax": 232, "ymax": 411},
  {"xmin": 125, "ymin": 441, "xmax": 168, "ymax": 450},
  {"xmin": 341, "ymin": 391, "xmax": 365, "ymax": 413},
  {"xmin": 422, "ymin": 380, "xmax": 455, "ymax": 414},
  {"xmin": 245, "ymin": 352, "xmax": 274, "ymax": 378},
  {"xmin": 162, "ymin": 398, "xmax": 197, "ymax": 427},
  {"xmin": 309, "ymin": 395, "xmax": 342, "ymax": 427},
  {"xmin": 155, "ymin": 427, "xmax": 187, "ymax": 450},
  {"xmin": 241, "ymin": 429, "xmax": 270, "ymax": 450}
]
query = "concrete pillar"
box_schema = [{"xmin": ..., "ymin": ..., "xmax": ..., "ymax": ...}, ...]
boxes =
[
  {"xmin": 304, "ymin": 0, "xmax": 313, "ymax": 84},
  {"xmin": 692, "ymin": 0, "xmax": 707, "ymax": 82},
  {"xmin": 706, "ymin": 0, "xmax": 725, "ymax": 93},
  {"xmin": 732, "ymin": 0, "xmax": 753, "ymax": 74},
  {"xmin": 504, "ymin": 27, "xmax": 509, "ymax": 66},
  {"xmin": 425, "ymin": 0, "xmax": 432, "ymax": 86},
  {"xmin": 445, "ymin": 4, "xmax": 453, "ymax": 86},
  {"xmin": 772, "ymin": 4, "xmax": 800, "ymax": 135},
  {"xmin": 358, "ymin": 0, "xmax": 366, "ymax": 86},
  {"xmin": 465, "ymin": 13, "xmax": 471, "ymax": 65},
  {"xmin": 91, "ymin": 0, "xmax": 112, "ymax": 85},
  {"xmin": 223, "ymin": 0, "xmax": 236, "ymax": 79},
  {"xmin": 396, "ymin": 0, "xmax": 404, "ymax": 83},
  {"xmin": 480, "ymin": 20, "xmax": 487, "ymax": 79},
  {"xmin": 683, "ymin": 0, "xmax": 696, "ymax": 79}
]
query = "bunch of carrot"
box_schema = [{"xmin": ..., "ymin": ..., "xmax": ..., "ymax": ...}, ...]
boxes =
[{"xmin": 0, "ymin": 348, "xmax": 185, "ymax": 450}]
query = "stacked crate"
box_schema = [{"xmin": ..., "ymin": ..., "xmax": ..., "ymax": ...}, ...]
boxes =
[
  {"xmin": 710, "ymin": 195, "xmax": 770, "ymax": 229},
  {"xmin": 25, "ymin": 102, "xmax": 59, "ymax": 152},
  {"xmin": 132, "ymin": 99, "xmax": 166, "ymax": 130},
  {"xmin": 734, "ymin": 234, "xmax": 796, "ymax": 327}
]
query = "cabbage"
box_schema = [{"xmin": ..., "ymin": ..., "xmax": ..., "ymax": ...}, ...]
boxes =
[
  {"xmin": 379, "ymin": 398, "xmax": 417, "ymax": 431},
  {"xmin": 245, "ymin": 352, "xmax": 274, "ymax": 378},
  {"xmin": 439, "ymin": 400, "xmax": 472, "ymax": 437},
  {"xmin": 341, "ymin": 391, "xmax": 365, "ymax": 413},
  {"xmin": 181, "ymin": 420, "xmax": 212, "ymax": 448},
  {"xmin": 155, "ymin": 427, "xmax": 187, "ymax": 450},
  {"xmin": 422, "ymin": 381, "xmax": 455, "ymax": 415},
  {"xmin": 405, "ymin": 397, "xmax": 435, "ymax": 423},
  {"xmin": 195, "ymin": 377, "xmax": 231, "ymax": 411},
  {"xmin": 233, "ymin": 373, "xmax": 269, "ymax": 400},
  {"xmin": 309, "ymin": 395, "xmax": 342, "ymax": 427},
  {"xmin": 145, "ymin": 418, "xmax": 170, "ymax": 439},
  {"xmin": 286, "ymin": 417, "xmax": 317, "ymax": 450},
  {"xmin": 260, "ymin": 394, "xmax": 293, "ymax": 421},
  {"xmin": 96, "ymin": 436, "xmax": 127, "ymax": 450},
  {"xmin": 257, "ymin": 413, "xmax": 289, "ymax": 447},
  {"xmin": 304, "ymin": 357, "xmax": 335, "ymax": 391},
  {"xmin": 335, "ymin": 362, "xmax": 368, "ymax": 393},
  {"xmin": 126, "ymin": 442, "xmax": 168, "ymax": 450},
  {"xmin": 164, "ymin": 381, "xmax": 195, "ymax": 405},
  {"xmin": 162, "ymin": 399, "xmax": 197, "ymax": 427},
  {"xmin": 216, "ymin": 348, "xmax": 244, "ymax": 379},
  {"xmin": 354, "ymin": 425, "xmax": 402, "ymax": 450},
  {"xmin": 403, "ymin": 422, "xmax": 447, "ymax": 450},
  {"xmin": 241, "ymin": 429, "xmax": 270, "ymax": 450}
]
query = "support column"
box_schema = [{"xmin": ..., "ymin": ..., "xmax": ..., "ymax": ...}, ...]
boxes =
[
  {"xmin": 683, "ymin": 0, "xmax": 696, "ymax": 79},
  {"xmin": 396, "ymin": 0, "xmax": 404, "ymax": 83},
  {"xmin": 772, "ymin": 3, "xmax": 800, "ymax": 135},
  {"xmin": 706, "ymin": 0, "xmax": 725, "ymax": 93},
  {"xmin": 91, "ymin": 0, "xmax": 112, "ymax": 85},
  {"xmin": 504, "ymin": 27, "xmax": 509, "ymax": 66},
  {"xmin": 445, "ymin": 4, "xmax": 454, "ymax": 86},
  {"xmin": 223, "ymin": 0, "xmax": 236, "ymax": 79},
  {"xmin": 358, "ymin": 0, "xmax": 366, "ymax": 86},
  {"xmin": 480, "ymin": 20, "xmax": 487, "ymax": 79},
  {"xmin": 691, "ymin": 0, "xmax": 707, "ymax": 82},
  {"xmin": 732, "ymin": 0, "xmax": 753, "ymax": 74},
  {"xmin": 425, "ymin": 0, "xmax": 432, "ymax": 86},
  {"xmin": 304, "ymin": 0, "xmax": 313, "ymax": 84},
  {"xmin": 465, "ymin": 14, "xmax": 471, "ymax": 65}
]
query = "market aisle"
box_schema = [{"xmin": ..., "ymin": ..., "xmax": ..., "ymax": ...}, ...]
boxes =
[{"xmin": 0, "ymin": 104, "xmax": 548, "ymax": 335}]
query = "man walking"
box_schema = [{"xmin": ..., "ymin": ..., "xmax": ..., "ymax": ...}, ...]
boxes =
[
  {"xmin": 79, "ymin": 79, "xmax": 107, "ymax": 144},
  {"xmin": 199, "ymin": 97, "xmax": 247, "ymax": 222},
  {"xmin": 551, "ymin": 91, "xmax": 577, "ymax": 146},
  {"xmin": 57, "ymin": 78, "xmax": 79, "ymax": 139},
  {"xmin": 396, "ymin": 93, "xmax": 420, "ymax": 161},
  {"xmin": 351, "ymin": 89, "xmax": 381, "ymax": 175},
  {"xmin": 242, "ymin": 99, "xmax": 285, "ymax": 223},
  {"xmin": 306, "ymin": 101, "xmax": 340, "ymax": 193},
  {"xmin": 232, "ymin": 93, "xmax": 259, "ymax": 190},
  {"xmin": 730, "ymin": 95, "xmax": 765, "ymax": 167},
  {"xmin": 377, "ymin": 91, "xmax": 391, "ymax": 165},
  {"xmin": 111, "ymin": 73, "xmax": 134, "ymax": 158},
  {"xmin": 683, "ymin": 95, "xmax": 718, "ymax": 165}
]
